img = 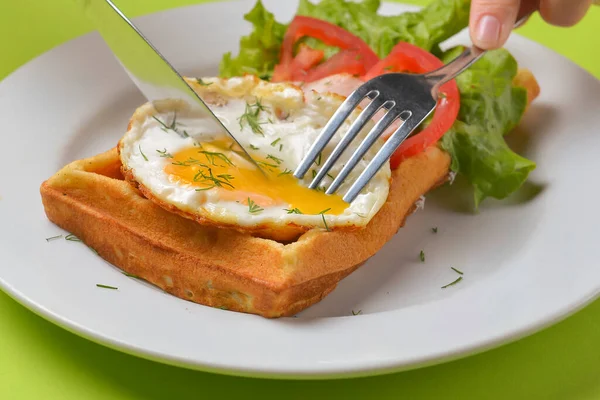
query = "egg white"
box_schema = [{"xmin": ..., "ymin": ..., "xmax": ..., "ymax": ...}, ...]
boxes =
[{"xmin": 119, "ymin": 76, "xmax": 391, "ymax": 231}]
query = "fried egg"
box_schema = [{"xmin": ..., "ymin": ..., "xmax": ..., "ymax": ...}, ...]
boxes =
[{"xmin": 119, "ymin": 76, "xmax": 391, "ymax": 241}]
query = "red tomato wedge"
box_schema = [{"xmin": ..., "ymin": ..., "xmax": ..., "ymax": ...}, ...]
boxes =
[
  {"xmin": 363, "ymin": 42, "xmax": 460, "ymax": 168},
  {"xmin": 302, "ymin": 50, "xmax": 367, "ymax": 82},
  {"xmin": 291, "ymin": 44, "xmax": 324, "ymax": 72},
  {"xmin": 272, "ymin": 16, "xmax": 379, "ymax": 82}
]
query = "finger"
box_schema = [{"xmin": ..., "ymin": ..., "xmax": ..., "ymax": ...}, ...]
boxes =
[
  {"xmin": 539, "ymin": 0, "xmax": 592, "ymax": 27},
  {"xmin": 517, "ymin": 0, "xmax": 541, "ymax": 22},
  {"xmin": 470, "ymin": 0, "xmax": 521, "ymax": 50}
]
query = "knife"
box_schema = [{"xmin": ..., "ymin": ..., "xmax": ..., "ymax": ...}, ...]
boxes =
[{"xmin": 77, "ymin": 0, "xmax": 263, "ymax": 171}]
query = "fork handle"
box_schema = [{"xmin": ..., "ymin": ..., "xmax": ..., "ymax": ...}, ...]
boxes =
[
  {"xmin": 424, "ymin": 46, "xmax": 486, "ymax": 87},
  {"xmin": 424, "ymin": 11, "xmax": 533, "ymax": 88}
]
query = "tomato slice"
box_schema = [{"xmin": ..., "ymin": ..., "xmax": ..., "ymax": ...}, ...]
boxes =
[
  {"xmin": 302, "ymin": 50, "xmax": 367, "ymax": 82},
  {"xmin": 363, "ymin": 42, "xmax": 460, "ymax": 168},
  {"xmin": 272, "ymin": 16, "xmax": 379, "ymax": 82},
  {"xmin": 291, "ymin": 44, "xmax": 324, "ymax": 73}
]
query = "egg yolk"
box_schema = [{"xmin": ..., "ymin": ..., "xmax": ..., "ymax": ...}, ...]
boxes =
[{"xmin": 163, "ymin": 139, "xmax": 349, "ymax": 215}]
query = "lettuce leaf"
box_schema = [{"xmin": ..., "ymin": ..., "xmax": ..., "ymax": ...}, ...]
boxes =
[
  {"xmin": 297, "ymin": 0, "xmax": 470, "ymax": 56},
  {"xmin": 439, "ymin": 48, "xmax": 535, "ymax": 207},
  {"xmin": 219, "ymin": 1, "xmax": 287, "ymax": 79}
]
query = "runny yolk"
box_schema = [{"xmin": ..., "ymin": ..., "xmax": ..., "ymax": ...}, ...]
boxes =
[{"xmin": 163, "ymin": 140, "xmax": 348, "ymax": 215}]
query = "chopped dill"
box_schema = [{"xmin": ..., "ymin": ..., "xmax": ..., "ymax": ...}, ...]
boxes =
[
  {"xmin": 319, "ymin": 208, "xmax": 331, "ymax": 232},
  {"xmin": 266, "ymin": 154, "xmax": 282, "ymax": 164},
  {"xmin": 352, "ymin": 310, "xmax": 362, "ymax": 316},
  {"xmin": 139, "ymin": 145, "xmax": 148, "ymax": 161},
  {"xmin": 247, "ymin": 198, "xmax": 264, "ymax": 214},
  {"xmin": 217, "ymin": 174, "xmax": 235, "ymax": 183},
  {"xmin": 238, "ymin": 99, "xmax": 269, "ymax": 136},
  {"xmin": 249, "ymin": 144, "xmax": 259, "ymax": 150},
  {"xmin": 156, "ymin": 148, "xmax": 173, "ymax": 158},
  {"xmin": 278, "ymin": 168, "xmax": 293, "ymax": 176},
  {"xmin": 256, "ymin": 160, "xmax": 278, "ymax": 170},
  {"xmin": 419, "ymin": 250, "xmax": 425, "ymax": 262},
  {"xmin": 432, "ymin": 227, "xmax": 438, "ymax": 233},
  {"xmin": 171, "ymin": 157, "xmax": 209, "ymax": 168},
  {"xmin": 441, "ymin": 277, "xmax": 463, "ymax": 289},
  {"xmin": 196, "ymin": 78, "xmax": 213, "ymax": 86},
  {"xmin": 65, "ymin": 234, "xmax": 82, "ymax": 242},
  {"xmin": 451, "ymin": 267, "xmax": 464, "ymax": 275},
  {"xmin": 279, "ymin": 144, "xmax": 283, "ymax": 152},
  {"xmin": 152, "ymin": 113, "xmax": 188, "ymax": 138},
  {"xmin": 96, "ymin": 284, "xmax": 118, "ymax": 290},
  {"xmin": 270, "ymin": 138, "xmax": 281, "ymax": 146},
  {"xmin": 199, "ymin": 150, "xmax": 234, "ymax": 166},
  {"xmin": 285, "ymin": 208, "xmax": 303, "ymax": 214},
  {"xmin": 193, "ymin": 168, "xmax": 234, "ymax": 189},
  {"xmin": 315, "ymin": 153, "xmax": 322, "ymax": 166},
  {"xmin": 45, "ymin": 235, "xmax": 63, "ymax": 242}
]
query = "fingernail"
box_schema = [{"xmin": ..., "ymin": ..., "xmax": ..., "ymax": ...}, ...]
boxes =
[{"xmin": 475, "ymin": 14, "xmax": 502, "ymax": 48}]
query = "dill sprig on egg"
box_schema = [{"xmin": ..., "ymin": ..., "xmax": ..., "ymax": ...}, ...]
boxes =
[
  {"xmin": 171, "ymin": 157, "xmax": 209, "ymax": 168},
  {"xmin": 318, "ymin": 208, "xmax": 331, "ymax": 232},
  {"xmin": 266, "ymin": 154, "xmax": 283, "ymax": 165},
  {"xmin": 195, "ymin": 78, "xmax": 213, "ymax": 86},
  {"xmin": 284, "ymin": 208, "xmax": 303, "ymax": 214},
  {"xmin": 153, "ymin": 113, "xmax": 190, "ymax": 138},
  {"xmin": 256, "ymin": 160, "xmax": 278, "ymax": 171},
  {"xmin": 156, "ymin": 148, "xmax": 173, "ymax": 158},
  {"xmin": 247, "ymin": 198, "xmax": 264, "ymax": 214},
  {"xmin": 238, "ymin": 98, "xmax": 269, "ymax": 136},
  {"xmin": 199, "ymin": 150, "xmax": 234, "ymax": 167},
  {"xmin": 193, "ymin": 168, "xmax": 235, "ymax": 190},
  {"xmin": 139, "ymin": 145, "xmax": 148, "ymax": 161}
]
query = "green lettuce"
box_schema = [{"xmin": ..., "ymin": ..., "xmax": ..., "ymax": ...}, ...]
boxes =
[
  {"xmin": 219, "ymin": 1, "xmax": 286, "ymax": 79},
  {"xmin": 439, "ymin": 48, "xmax": 534, "ymax": 206},
  {"xmin": 297, "ymin": 0, "xmax": 470, "ymax": 56}
]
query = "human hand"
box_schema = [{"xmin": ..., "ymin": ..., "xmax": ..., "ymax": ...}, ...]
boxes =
[{"xmin": 470, "ymin": 0, "xmax": 594, "ymax": 50}]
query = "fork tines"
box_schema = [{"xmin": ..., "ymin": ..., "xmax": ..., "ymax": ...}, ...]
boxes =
[{"xmin": 294, "ymin": 83, "xmax": 429, "ymax": 203}]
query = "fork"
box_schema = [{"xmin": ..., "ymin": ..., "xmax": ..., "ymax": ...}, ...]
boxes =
[{"xmin": 294, "ymin": 13, "xmax": 532, "ymax": 203}]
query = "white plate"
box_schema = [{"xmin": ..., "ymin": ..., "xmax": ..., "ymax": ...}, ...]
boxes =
[{"xmin": 1, "ymin": 0, "xmax": 599, "ymax": 379}]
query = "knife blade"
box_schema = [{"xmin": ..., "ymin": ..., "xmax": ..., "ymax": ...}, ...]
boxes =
[{"xmin": 78, "ymin": 0, "xmax": 263, "ymax": 172}]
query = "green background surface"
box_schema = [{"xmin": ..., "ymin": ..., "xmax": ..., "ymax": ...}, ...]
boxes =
[{"xmin": 1, "ymin": 1, "xmax": 599, "ymax": 398}]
